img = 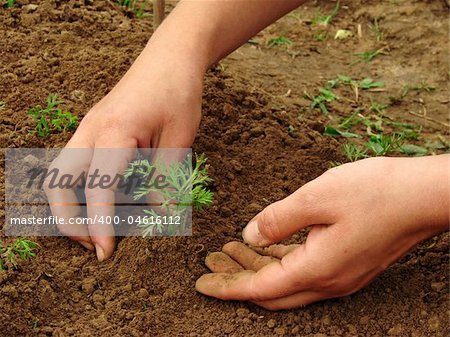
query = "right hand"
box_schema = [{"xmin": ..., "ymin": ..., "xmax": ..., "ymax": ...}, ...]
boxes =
[{"xmin": 45, "ymin": 49, "xmax": 203, "ymax": 261}]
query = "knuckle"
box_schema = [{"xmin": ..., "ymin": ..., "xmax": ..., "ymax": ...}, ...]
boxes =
[{"xmin": 258, "ymin": 204, "xmax": 283, "ymax": 241}]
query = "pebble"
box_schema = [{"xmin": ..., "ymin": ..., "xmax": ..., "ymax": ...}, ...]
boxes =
[
  {"xmin": 275, "ymin": 327, "xmax": 286, "ymax": 336},
  {"xmin": 431, "ymin": 282, "xmax": 445, "ymax": 292},
  {"xmin": 236, "ymin": 307, "xmax": 250, "ymax": 318},
  {"xmin": 23, "ymin": 4, "xmax": 38, "ymax": 12},
  {"xmin": 428, "ymin": 315, "xmax": 440, "ymax": 332},
  {"xmin": 267, "ymin": 319, "xmax": 277, "ymax": 329},
  {"xmin": 138, "ymin": 288, "xmax": 149, "ymax": 299},
  {"xmin": 387, "ymin": 324, "xmax": 403, "ymax": 336},
  {"xmin": 359, "ymin": 316, "xmax": 370, "ymax": 325},
  {"xmin": 81, "ymin": 278, "xmax": 96, "ymax": 294},
  {"xmin": 291, "ymin": 326, "xmax": 300, "ymax": 334}
]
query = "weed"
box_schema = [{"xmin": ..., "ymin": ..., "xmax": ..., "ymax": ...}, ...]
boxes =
[
  {"xmin": 370, "ymin": 100, "xmax": 389, "ymax": 114},
  {"xmin": 124, "ymin": 153, "xmax": 213, "ymax": 236},
  {"xmin": 366, "ymin": 133, "xmax": 405, "ymax": 156},
  {"xmin": 312, "ymin": 1, "xmax": 340, "ymax": 26},
  {"xmin": 402, "ymin": 81, "xmax": 436, "ymax": 96},
  {"xmin": 4, "ymin": 0, "xmax": 14, "ymax": 8},
  {"xmin": 342, "ymin": 143, "xmax": 368, "ymax": 161},
  {"xmin": 117, "ymin": 0, "xmax": 149, "ymax": 18},
  {"xmin": 369, "ymin": 18, "xmax": 383, "ymax": 42},
  {"xmin": 359, "ymin": 78, "xmax": 385, "ymax": 90},
  {"xmin": 324, "ymin": 126, "xmax": 361, "ymax": 138},
  {"xmin": 352, "ymin": 48, "xmax": 386, "ymax": 64},
  {"xmin": 27, "ymin": 94, "xmax": 78, "ymax": 137},
  {"xmin": 0, "ymin": 239, "xmax": 38, "ymax": 270},
  {"xmin": 314, "ymin": 31, "xmax": 327, "ymax": 42},
  {"xmin": 268, "ymin": 36, "xmax": 293, "ymax": 46},
  {"xmin": 339, "ymin": 110, "xmax": 364, "ymax": 129},
  {"xmin": 305, "ymin": 87, "xmax": 338, "ymax": 115}
]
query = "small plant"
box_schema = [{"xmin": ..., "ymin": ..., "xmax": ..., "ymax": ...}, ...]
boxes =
[
  {"xmin": 342, "ymin": 143, "xmax": 368, "ymax": 162},
  {"xmin": 3, "ymin": 0, "xmax": 14, "ymax": 8},
  {"xmin": 304, "ymin": 87, "xmax": 338, "ymax": 115},
  {"xmin": 352, "ymin": 48, "xmax": 386, "ymax": 64},
  {"xmin": 402, "ymin": 81, "xmax": 436, "ymax": 96},
  {"xmin": 0, "ymin": 239, "xmax": 38, "ymax": 270},
  {"xmin": 268, "ymin": 36, "xmax": 292, "ymax": 46},
  {"xmin": 116, "ymin": 0, "xmax": 149, "ymax": 18},
  {"xmin": 314, "ymin": 31, "xmax": 327, "ymax": 42},
  {"xmin": 369, "ymin": 18, "xmax": 383, "ymax": 42},
  {"xmin": 366, "ymin": 133, "xmax": 405, "ymax": 156},
  {"xmin": 370, "ymin": 100, "xmax": 389, "ymax": 114},
  {"xmin": 312, "ymin": 1, "xmax": 340, "ymax": 26},
  {"xmin": 124, "ymin": 153, "xmax": 213, "ymax": 236},
  {"xmin": 27, "ymin": 94, "xmax": 78, "ymax": 137},
  {"xmin": 359, "ymin": 78, "xmax": 385, "ymax": 90}
]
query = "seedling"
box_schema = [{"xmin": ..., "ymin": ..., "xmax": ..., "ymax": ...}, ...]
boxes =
[
  {"xmin": 342, "ymin": 143, "xmax": 368, "ymax": 162},
  {"xmin": 359, "ymin": 78, "xmax": 384, "ymax": 90},
  {"xmin": 268, "ymin": 36, "xmax": 292, "ymax": 47},
  {"xmin": 116, "ymin": 0, "xmax": 149, "ymax": 18},
  {"xmin": 369, "ymin": 18, "xmax": 383, "ymax": 42},
  {"xmin": 366, "ymin": 133, "xmax": 405, "ymax": 156},
  {"xmin": 324, "ymin": 126, "xmax": 360, "ymax": 138},
  {"xmin": 370, "ymin": 100, "xmax": 389, "ymax": 114},
  {"xmin": 27, "ymin": 94, "xmax": 78, "ymax": 137},
  {"xmin": 3, "ymin": 0, "xmax": 14, "ymax": 8},
  {"xmin": 0, "ymin": 239, "xmax": 38, "ymax": 270},
  {"xmin": 304, "ymin": 87, "xmax": 338, "ymax": 115},
  {"xmin": 312, "ymin": 1, "xmax": 340, "ymax": 26},
  {"xmin": 314, "ymin": 31, "xmax": 327, "ymax": 42},
  {"xmin": 352, "ymin": 48, "xmax": 386, "ymax": 64},
  {"xmin": 402, "ymin": 81, "xmax": 436, "ymax": 96},
  {"xmin": 124, "ymin": 153, "xmax": 213, "ymax": 236}
]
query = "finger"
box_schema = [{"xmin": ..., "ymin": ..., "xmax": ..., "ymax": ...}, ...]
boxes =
[
  {"xmin": 45, "ymin": 147, "xmax": 94, "ymax": 250},
  {"xmin": 253, "ymin": 290, "xmax": 326, "ymax": 311},
  {"xmin": 222, "ymin": 241, "xmax": 278, "ymax": 271},
  {"xmin": 252, "ymin": 244, "xmax": 301, "ymax": 259},
  {"xmin": 205, "ymin": 252, "xmax": 244, "ymax": 274},
  {"xmin": 196, "ymin": 246, "xmax": 311, "ymax": 301},
  {"xmin": 86, "ymin": 143, "xmax": 136, "ymax": 261},
  {"xmin": 242, "ymin": 179, "xmax": 333, "ymax": 247}
]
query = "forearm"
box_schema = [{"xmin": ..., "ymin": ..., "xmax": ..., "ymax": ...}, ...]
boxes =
[{"xmin": 134, "ymin": 0, "xmax": 305, "ymax": 75}]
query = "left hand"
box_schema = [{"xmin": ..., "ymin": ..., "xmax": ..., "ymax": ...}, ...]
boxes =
[{"xmin": 195, "ymin": 156, "xmax": 449, "ymax": 310}]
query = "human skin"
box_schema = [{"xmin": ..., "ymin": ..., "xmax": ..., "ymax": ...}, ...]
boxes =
[{"xmin": 196, "ymin": 155, "xmax": 450, "ymax": 309}]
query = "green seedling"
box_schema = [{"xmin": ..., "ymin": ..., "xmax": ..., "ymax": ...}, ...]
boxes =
[
  {"xmin": 402, "ymin": 81, "xmax": 436, "ymax": 96},
  {"xmin": 369, "ymin": 18, "xmax": 383, "ymax": 42},
  {"xmin": 328, "ymin": 75, "xmax": 384, "ymax": 90},
  {"xmin": 268, "ymin": 36, "xmax": 293, "ymax": 46},
  {"xmin": 312, "ymin": 0, "xmax": 340, "ymax": 26},
  {"xmin": 339, "ymin": 110, "xmax": 364, "ymax": 129},
  {"xmin": 0, "ymin": 239, "xmax": 38, "ymax": 270},
  {"xmin": 27, "ymin": 94, "xmax": 78, "ymax": 137},
  {"xmin": 116, "ymin": 0, "xmax": 148, "ymax": 18},
  {"xmin": 370, "ymin": 100, "xmax": 389, "ymax": 114},
  {"xmin": 314, "ymin": 31, "xmax": 327, "ymax": 42},
  {"xmin": 359, "ymin": 78, "xmax": 385, "ymax": 90},
  {"xmin": 400, "ymin": 144, "xmax": 428, "ymax": 156},
  {"xmin": 342, "ymin": 143, "xmax": 368, "ymax": 162},
  {"xmin": 4, "ymin": 0, "xmax": 14, "ymax": 8},
  {"xmin": 305, "ymin": 87, "xmax": 338, "ymax": 115},
  {"xmin": 366, "ymin": 133, "xmax": 405, "ymax": 156},
  {"xmin": 124, "ymin": 153, "xmax": 213, "ymax": 236},
  {"xmin": 352, "ymin": 48, "xmax": 386, "ymax": 64},
  {"xmin": 324, "ymin": 126, "xmax": 361, "ymax": 138}
]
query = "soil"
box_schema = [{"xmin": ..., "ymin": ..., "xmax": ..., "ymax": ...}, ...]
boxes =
[{"xmin": 0, "ymin": 0, "xmax": 448, "ymax": 336}]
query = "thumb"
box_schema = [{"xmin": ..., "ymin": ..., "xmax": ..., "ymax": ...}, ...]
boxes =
[{"xmin": 242, "ymin": 182, "xmax": 331, "ymax": 247}]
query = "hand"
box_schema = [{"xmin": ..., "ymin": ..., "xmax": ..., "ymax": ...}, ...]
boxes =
[
  {"xmin": 196, "ymin": 155, "xmax": 449, "ymax": 310},
  {"xmin": 44, "ymin": 48, "xmax": 204, "ymax": 261}
]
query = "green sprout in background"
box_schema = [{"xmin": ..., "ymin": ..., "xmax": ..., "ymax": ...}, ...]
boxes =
[
  {"xmin": 116, "ymin": 0, "xmax": 149, "ymax": 18},
  {"xmin": 312, "ymin": 0, "xmax": 340, "ymax": 26},
  {"xmin": 0, "ymin": 239, "xmax": 38, "ymax": 271},
  {"xmin": 268, "ymin": 36, "xmax": 293, "ymax": 47},
  {"xmin": 124, "ymin": 153, "xmax": 214, "ymax": 236},
  {"xmin": 27, "ymin": 94, "xmax": 78, "ymax": 137}
]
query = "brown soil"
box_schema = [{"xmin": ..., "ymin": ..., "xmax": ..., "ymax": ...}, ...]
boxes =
[{"xmin": 1, "ymin": 0, "xmax": 448, "ymax": 336}]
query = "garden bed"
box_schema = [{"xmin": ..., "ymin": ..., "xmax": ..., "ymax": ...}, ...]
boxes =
[{"xmin": 0, "ymin": 0, "xmax": 448, "ymax": 336}]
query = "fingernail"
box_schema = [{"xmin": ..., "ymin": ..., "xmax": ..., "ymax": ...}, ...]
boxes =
[
  {"xmin": 95, "ymin": 244, "xmax": 105, "ymax": 262},
  {"xmin": 242, "ymin": 220, "xmax": 270, "ymax": 247},
  {"xmin": 79, "ymin": 241, "xmax": 95, "ymax": 251}
]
